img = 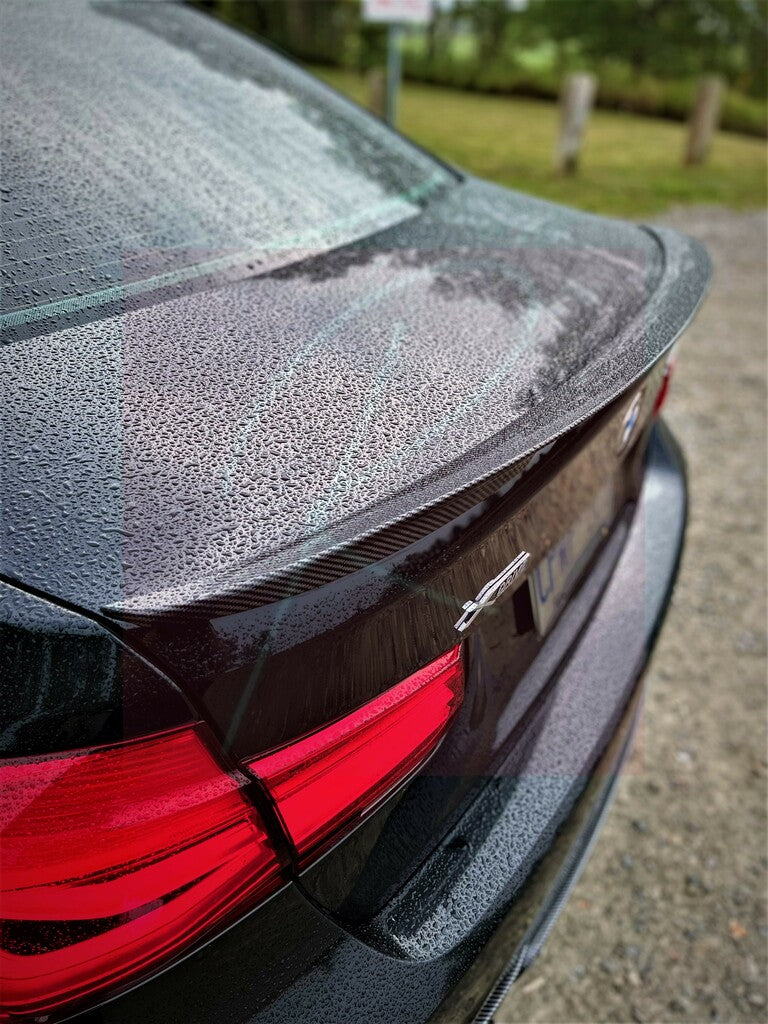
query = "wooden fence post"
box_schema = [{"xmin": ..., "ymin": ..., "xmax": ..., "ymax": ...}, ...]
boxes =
[
  {"xmin": 555, "ymin": 72, "xmax": 597, "ymax": 175},
  {"xmin": 367, "ymin": 66, "xmax": 387, "ymax": 120},
  {"xmin": 685, "ymin": 75, "xmax": 724, "ymax": 165}
]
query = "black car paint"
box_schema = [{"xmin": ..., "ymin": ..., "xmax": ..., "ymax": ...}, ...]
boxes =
[
  {"xmin": 65, "ymin": 422, "xmax": 687, "ymax": 1024},
  {"xmin": 1, "ymin": 3, "xmax": 710, "ymax": 1022},
  {"xmin": 0, "ymin": 584, "xmax": 193, "ymax": 758},
  {"xmin": 0, "ymin": 166, "xmax": 708, "ymax": 760},
  {"xmin": 2, "ymin": 176, "xmax": 705, "ymax": 619}
]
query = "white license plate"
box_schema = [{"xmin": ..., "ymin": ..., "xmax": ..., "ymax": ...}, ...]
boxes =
[{"xmin": 529, "ymin": 483, "xmax": 615, "ymax": 635}]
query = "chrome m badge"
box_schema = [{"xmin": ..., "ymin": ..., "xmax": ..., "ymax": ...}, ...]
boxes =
[{"xmin": 454, "ymin": 551, "xmax": 531, "ymax": 633}]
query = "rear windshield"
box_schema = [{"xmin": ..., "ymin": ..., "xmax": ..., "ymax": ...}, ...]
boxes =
[{"xmin": 0, "ymin": 1, "xmax": 455, "ymax": 328}]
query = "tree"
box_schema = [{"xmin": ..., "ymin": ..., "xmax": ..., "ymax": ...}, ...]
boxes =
[{"xmin": 524, "ymin": 0, "xmax": 767, "ymax": 91}]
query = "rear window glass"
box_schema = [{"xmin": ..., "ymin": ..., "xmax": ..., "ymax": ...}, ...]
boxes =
[{"xmin": 0, "ymin": 1, "xmax": 455, "ymax": 327}]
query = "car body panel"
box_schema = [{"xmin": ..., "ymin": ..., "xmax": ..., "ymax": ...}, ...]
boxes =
[
  {"xmin": 81, "ymin": 421, "xmax": 686, "ymax": 1024},
  {"xmin": 1, "ymin": 172, "xmax": 707, "ymax": 619}
]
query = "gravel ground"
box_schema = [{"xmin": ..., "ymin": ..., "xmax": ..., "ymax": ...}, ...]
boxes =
[{"xmin": 498, "ymin": 208, "xmax": 767, "ymax": 1024}]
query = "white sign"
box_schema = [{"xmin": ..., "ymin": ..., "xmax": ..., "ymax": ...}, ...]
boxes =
[{"xmin": 362, "ymin": 0, "xmax": 433, "ymax": 25}]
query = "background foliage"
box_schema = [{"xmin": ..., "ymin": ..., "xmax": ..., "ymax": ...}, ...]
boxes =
[{"xmin": 200, "ymin": 0, "xmax": 767, "ymax": 136}]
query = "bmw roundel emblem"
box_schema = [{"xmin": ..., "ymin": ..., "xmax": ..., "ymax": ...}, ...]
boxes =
[{"xmin": 619, "ymin": 389, "xmax": 644, "ymax": 453}]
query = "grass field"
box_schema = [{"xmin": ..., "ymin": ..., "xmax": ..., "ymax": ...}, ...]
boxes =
[{"xmin": 312, "ymin": 67, "xmax": 767, "ymax": 217}]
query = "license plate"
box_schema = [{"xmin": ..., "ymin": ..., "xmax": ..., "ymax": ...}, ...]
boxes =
[{"xmin": 529, "ymin": 482, "xmax": 615, "ymax": 635}]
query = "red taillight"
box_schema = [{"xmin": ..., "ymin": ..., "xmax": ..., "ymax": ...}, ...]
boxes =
[
  {"xmin": 1, "ymin": 647, "xmax": 464, "ymax": 1020},
  {"xmin": 246, "ymin": 645, "xmax": 464, "ymax": 861},
  {"xmin": 653, "ymin": 356, "xmax": 676, "ymax": 416},
  {"xmin": 0, "ymin": 726, "xmax": 282, "ymax": 1022}
]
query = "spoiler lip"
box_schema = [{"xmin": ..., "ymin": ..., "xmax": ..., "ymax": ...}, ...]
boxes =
[{"xmin": 102, "ymin": 223, "xmax": 710, "ymax": 623}]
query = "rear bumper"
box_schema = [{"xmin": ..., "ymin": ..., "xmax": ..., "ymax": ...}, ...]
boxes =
[
  {"xmin": 435, "ymin": 640, "xmax": 647, "ymax": 1024},
  {"xmin": 96, "ymin": 420, "xmax": 686, "ymax": 1024}
]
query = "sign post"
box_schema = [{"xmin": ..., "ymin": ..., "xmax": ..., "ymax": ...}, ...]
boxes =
[
  {"xmin": 362, "ymin": 0, "xmax": 432, "ymax": 127},
  {"xmin": 386, "ymin": 23, "xmax": 403, "ymax": 125}
]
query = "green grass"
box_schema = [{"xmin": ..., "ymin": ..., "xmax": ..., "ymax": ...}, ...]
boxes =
[{"xmin": 313, "ymin": 67, "xmax": 767, "ymax": 217}]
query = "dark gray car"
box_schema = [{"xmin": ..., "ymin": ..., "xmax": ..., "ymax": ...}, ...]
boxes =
[{"xmin": 0, "ymin": 3, "xmax": 709, "ymax": 1022}]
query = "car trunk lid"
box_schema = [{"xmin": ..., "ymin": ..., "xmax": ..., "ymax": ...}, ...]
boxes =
[{"xmin": 1, "ymin": 179, "xmax": 707, "ymax": 624}]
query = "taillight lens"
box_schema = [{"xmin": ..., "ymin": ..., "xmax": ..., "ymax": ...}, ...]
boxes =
[
  {"xmin": 0, "ymin": 726, "xmax": 282, "ymax": 1022},
  {"xmin": 247, "ymin": 645, "xmax": 464, "ymax": 861},
  {"xmin": 0, "ymin": 646, "xmax": 464, "ymax": 1020},
  {"xmin": 653, "ymin": 355, "xmax": 676, "ymax": 416}
]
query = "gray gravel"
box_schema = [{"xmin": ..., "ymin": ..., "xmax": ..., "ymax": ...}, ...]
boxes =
[{"xmin": 498, "ymin": 208, "xmax": 767, "ymax": 1024}]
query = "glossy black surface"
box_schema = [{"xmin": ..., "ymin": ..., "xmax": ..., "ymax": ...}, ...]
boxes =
[
  {"xmin": 2, "ymin": 195, "xmax": 705, "ymax": 621},
  {"xmin": 0, "ymin": 582, "xmax": 193, "ymax": 757},
  {"xmin": 88, "ymin": 422, "xmax": 687, "ymax": 1024},
  {"xmin": 121, "ymin": 373, "xmax": 659, "ymax": 763}
]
